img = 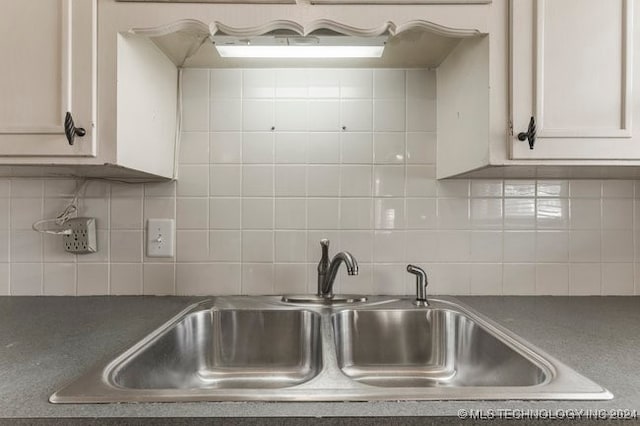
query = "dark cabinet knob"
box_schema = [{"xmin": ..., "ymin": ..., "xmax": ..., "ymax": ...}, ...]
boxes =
[
  {"xmin": 517, "ymin": 116, "xmax": 536, "ymax": 150},
  {"xmin": 64, "ymin": 112, "xmax": 86, "ymax": 146}
]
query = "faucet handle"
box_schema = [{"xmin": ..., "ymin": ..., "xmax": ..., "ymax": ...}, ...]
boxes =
[
  {"xmin": 317, "ymin": 239, "xmax": 330, "ymax": 296},
  {"xmin": 407, "ymin": 264, "xmax": 429, "ymax": 306},
  {"xmin": 319, "ymin": 239, "xmax": 330, "ymax": 261}
]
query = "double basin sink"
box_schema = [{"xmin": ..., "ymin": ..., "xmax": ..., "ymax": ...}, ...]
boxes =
[{"xmin": 50, "ymin": 296, "xmax": 612, "ymax": 402}]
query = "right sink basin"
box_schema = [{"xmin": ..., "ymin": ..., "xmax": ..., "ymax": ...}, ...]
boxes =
[{"xmin": 332, "ymin": 308, "xmax": 547, "ymax": 388}]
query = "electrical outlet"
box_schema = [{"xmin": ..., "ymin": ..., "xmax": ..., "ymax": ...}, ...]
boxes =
[
  {"xmin": 147, "ymin": 219, "xmax": 175, "ymax": 258},
  {"xmin": 63, "ymin": 218, "xmax": 97, "ymax": 254}
]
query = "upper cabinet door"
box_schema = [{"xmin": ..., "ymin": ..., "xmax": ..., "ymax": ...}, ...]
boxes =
[
  {"xmin": 510, "ymin": 0, "xmax": 635, "ymax": 160},
  {"xmin": 0, "ymin": 0, "xmax": 95, "ymax": 157}
]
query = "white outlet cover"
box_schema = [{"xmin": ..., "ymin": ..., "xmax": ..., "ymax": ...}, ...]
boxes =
[{"xmin": 146, "ymin": 218, "xmax": 175, "ymax": 258}]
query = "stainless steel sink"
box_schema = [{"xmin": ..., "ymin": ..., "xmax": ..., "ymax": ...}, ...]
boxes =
[
  {"xmin": 333, "ymin": 309, "xmax": 546, "ymax": 388},
  {"xmin": 51, "ymin": 296, "xmax": 612, "ymax": 403}
]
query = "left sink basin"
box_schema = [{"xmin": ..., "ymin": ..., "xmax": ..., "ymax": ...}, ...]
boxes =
[
  {"xmin": 112, "ymin": 309, "xmax": 322, "ymax": 390},
  {"xmin": 51, "ymin": 300, "xmax": 323, "ymax": 402}
]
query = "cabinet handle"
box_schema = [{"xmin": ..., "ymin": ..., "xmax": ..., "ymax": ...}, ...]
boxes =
[
  {"xmin": 64, "ymin": 112, "xmax": 86, "ymax": 146},
  {"xmin": 517, "ymin": 116, "xmax": 536, "ymax": 150}
]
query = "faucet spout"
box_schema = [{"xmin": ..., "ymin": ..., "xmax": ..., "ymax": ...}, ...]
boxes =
[{"xmin": 321, "ymin": 251, "xmax": 358, "ymax": 299}]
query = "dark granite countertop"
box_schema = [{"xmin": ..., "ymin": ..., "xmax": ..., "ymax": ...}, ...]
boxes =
[{"xmin": 0, "ymin": 296, "xmax": 639, "ymax": 421}]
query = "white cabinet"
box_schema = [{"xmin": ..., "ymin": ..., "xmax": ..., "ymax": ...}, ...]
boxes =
[
  {"xmin": 439, "ymin": 0, "xmax": 640, "ymax": 178},
  {"xmin": 0, "ymin": 0, "xmax": 95, "ymax": 157},
  {"xmin": 0, "ymin": 0, "xmax": 178, "ymax": 180},
  {"xmin": 510, "ymin": 0, "xmax": 636, "ymax": 160}
]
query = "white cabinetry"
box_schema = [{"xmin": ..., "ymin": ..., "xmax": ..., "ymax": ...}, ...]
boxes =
[
  {"xmin": 439, "ymin": 0, "xmax": 640, "ymax": 178},
  {"xmin": 510, "ymin": 0, "xmax": 635, "ymax": 160},
  {"xmin": 0, "ymin": 0, "xmax": 95, "ymax": 157},
  {"xmin": 0, "ymin": 0, "xmax": 177, "ymax": 180},
  {"xmin": 5, "ymin": 0, "xmax": 638, "ymax": 180}
]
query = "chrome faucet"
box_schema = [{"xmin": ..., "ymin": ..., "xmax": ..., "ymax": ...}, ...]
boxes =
[
  {"xmin": 317, "ymin": 239, "xmax": 358, "ymax": 299},
  {"xmin": 407, "ymin": 264, "xmax": 429, "ymax": 306}
]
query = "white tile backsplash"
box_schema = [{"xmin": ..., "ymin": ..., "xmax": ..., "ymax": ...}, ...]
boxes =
[
  {"xmin": 77, "ymin": 263, "xmax": 108, "ymax": 295},
  {"xmin": 242, "ymin": 263, "xmax": 274, "ymax": 295},
  {"xmin": 177, "ymin": 198, "xmax": 208, "ymax": 230},
  {"xmin": 110, "ymin": 263, "xmax": 142, "ymax": 295},
  {"xmin": 307, "ymin": 70, "xmax": 340, "ymax": 99},
  {"xmin": 3, "ymin": 68, "xmax": 640, "ymax": 296},
  {"xmin": 11, "ymin": 263, "xmax": 42, "ymax": 295},
  {"xmin": 374, "ymin": 69, "xmax": 405, "ymax": 99},
  {"xmin": 179, "ymin": 132, "xmax": 209, "ymax": 164},
  {"xmin": 307, "ymin": 133, "xmax": 340, "ymax": 163},
  {"xmin": 275, "ymin": 69, "xmax": 309, "ymax": 98},
  {"xmin": 373, "ymin": 99, "xmax": 406, "ymax": 132},
  {"xmin": 242, "ymin": 133, "xmax": 274, "ymax": 164},
  {"xmin": 210, "ymin": 132, "xmax": 242, "ymax": 163},
  {"xmin": 341, "ymin": 100, "xmax": 373, "ymax": 131},
  {"xmin": 176, "ymin": 165, "xmax": 209, "ymax": 197},
  {"xmin": 374, "ymin": 133, "xmax": 405, "ymax": 164},
  {"xmin": 307, "ymin": 198, "xmax": 340, "ymax": 230},
  {"xmin": 536, "ymin": 263, "xmax": 569, "ymax": 295},
  {"xmin": 110, "ymin": 231, "xmax": 142, "ymax": 263},
  {"xmin": 242, "ymin": 198, "xmax": 273, "ymax": 230},
  {"xmin": 243, "ymin": 69, "xmax": 275, "ymax": 98},
  {"xmin": 243, "ymin": 100, "xmax": 274, "ymax": 131},
  {"xmin": 569, "ymin": 263, "xmax": 601, "ymax": 295},
  {"xmin": 143, "ymin": 263, "xmax": 175, "ymax": 295},
  {"xmin": 209, "ymin": 230, "xmax": 242, "ymax": 262},
  {"xmin": 373, "ymin": 165, "xmax": 405, "ymax": 197},
  {"xmin": 43, "ymin": 263, "xmax": 76, "ymax": 296},
  {"xmin": 275, "ymin": 133, "xmax": 307, "ymax": 163},
  {"xmin": 274, "ymin": 231, "xmax": 307, "ymax": 262},
  {"xmin": 180, "ymin": 69, "xmax": 209, "ymax": 131},
  {"xmin": 308, "ymin": 101, "xmax": 340, "ymax": 132},
  {"xmin": 209, "ymin": 198, "xmax": 240, "ymax": 229},
  {"xmin": 210, "ymin": 165, "xmax": 241, "ymax": 196},
  {"xmin": 242, "ymin": 165, "xmax": 273, "ymax": 197},
  {"xmin": 275, "ymin": 100, "xmax": 307, "ymax": 131},
  {"xmin": 339, "ymin": 69, "xmax": 372, "ymax": 99},
  {"xmin": 341, "ymin": 132, "xmax": 372, "ymax": 163},
  {"xmin": 210, "ymin": 69, "xmax": 242, "ymax": 99},
  {"xmin": 470, "ymin": 264, "xmax": 503, "ymax": 295}
]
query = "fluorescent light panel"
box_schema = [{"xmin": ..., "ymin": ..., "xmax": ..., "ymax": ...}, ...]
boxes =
[
  {"xmin": 216, "ymin": 45, "xmax": 384, "ymax": 58},
  {"xmin": 213, "ymin": 35, "xmax": 386, "ymax": 58}
]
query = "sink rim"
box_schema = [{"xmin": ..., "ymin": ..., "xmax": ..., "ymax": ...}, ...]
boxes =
[{"xmin": 50, "ymin": 295, "xmax": 613, "ymax": 403}]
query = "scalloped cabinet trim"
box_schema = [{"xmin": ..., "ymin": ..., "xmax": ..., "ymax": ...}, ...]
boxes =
[
  {"xmin": 132, "ymin": 18, "xmax": 482, "ymax": 39},
  {"xmin": 130, "ymin": 19, "xmax": 483, "ymax": 68},
  {"xmin": 210, "ymin": 19, "xmax": 482, "ymax": 38}
]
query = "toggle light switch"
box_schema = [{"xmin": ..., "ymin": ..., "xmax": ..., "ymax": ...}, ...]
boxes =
[{"xmin": 146, "ymin": 219, "xmax": 175, "ymax": 258}]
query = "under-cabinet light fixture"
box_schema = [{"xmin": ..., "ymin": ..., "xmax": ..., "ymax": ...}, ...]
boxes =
[{"xmin": 213, "ymin": 35, "xmax": 387, "ymax": 58}]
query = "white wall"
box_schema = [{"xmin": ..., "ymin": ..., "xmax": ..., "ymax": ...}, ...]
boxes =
[{"xmin": 1, "ymin": 68, "xmax": 639, "ymax": 296}]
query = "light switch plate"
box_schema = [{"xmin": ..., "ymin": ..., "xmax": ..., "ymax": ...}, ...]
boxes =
[{"xmin": 146, "ymin": 219, "xmax": 175, "ymax": 257}]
